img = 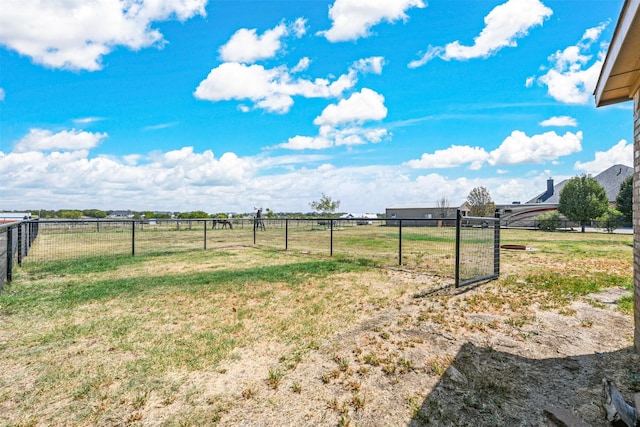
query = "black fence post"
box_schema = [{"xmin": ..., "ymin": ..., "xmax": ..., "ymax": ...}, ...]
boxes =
[
  {"xmin": 131, "ymin": 221, "xmax": 136, "ymax": 257},
  {"xmin": 454, "ymin": 209, "xmax": 461, "ymax": 288},
  {"xmin": 204, "ymin": 219, "xmax": 207, "ymax": 250},
  {"xmin": 398, "ymin": 219, "xmax": 403, "ymax": 266},
  {"xmin": 17, "ymin": 223, "xmax": 23, "ymax": 266},
  {"xmin": 6, "ymin": 226, "xmax": 13, "ymax": 283},
  {"xmin": 253, "ymin": 218, "xmax": 256, "ymax": 245},
  {"xmin": 285, "ymin": 218, "xmax": 289, "ymax": 250},
  {"xmin": 330, "ymin": 219, "xmax": 333, "ymax": 256},
  {"xmin": 494, "ymin": 210, "xmax": 501, "ymax": 276}
]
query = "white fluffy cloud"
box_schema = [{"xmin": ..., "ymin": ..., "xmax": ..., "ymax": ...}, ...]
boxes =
[
  {"xmin": 1, "ymin": 130, "xmax": 256, "ymax": 210},
  {"xmin": 531, "ymin": 22, "xmax": 608, "ymax": 104},
  {"xmin": 351, "ymin": 56, "xmax": 385, "ymax": 74},
  {"xmin": 219, "ymin": 18, "xmax": 307, "ymax": 63},
  {"xmin": 320, "ymin": 0, "xmax": 425, "ymax": 42},
  {"xmin": 539, "ymin": 116, "xmax": 578, "ymax": 127},
  {"xmin": 277, "ymin": 125, "xmax": 389, "ymax": 151},
  {"xmin": 406, "ymin": 130, "xmax": 582, "ymax": 169},
  {"xmin": 488, "ymin": 130, "xmax": 582, "ymax": 165},
  {"xmin": 409, "ymin": 0, "xmax": 552, "ymax": 67},
  {"xmin": 194, "ymin": 57, "xmax": 383, "ymax": 113},
  {"xmin": 13, "ymin": 129, "xmax": 108, "ymax": 153},
  {"xmin": 291, "ymin": 57, "xmax": 311, "ymax": 73},
  {"xmin": 0, "ymin": 0, "xmax": 207, "ymax": 71},
  {"xmin": 277, "ymin": 89, "xmax": 389, "ymax": 150},
  {"xmin": 1, "ymin": 128, "xmax": 582, "ymax": 212},
  {"xmin": 406, "ymin": 145, "xmax": 489, "ymax": 170},
  {"xmin": 574, "ymin": 139, "xmax": 633, "ymax": 174},
  {"xmin": 314, "ymin": 88, "xmax": 387, "ymax": 126}
]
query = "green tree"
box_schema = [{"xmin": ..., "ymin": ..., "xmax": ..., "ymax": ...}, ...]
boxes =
[
  {"xmin": 37, "ymin": 210, "xmax": 55, "ymax": 218},
  {"xmin": 615, "ymin": 174, "xmax": 633, "ymax": 223},
  {"xmin": 59, "ymin": 209, "xmax": 82, "ymax": 219},
  {"xmin": 190, "ymin": 211, "xmax": 210, "ymax": 218},
  {"xmin": 537, "ymin": 211, "xmax": 560, "ymax": 231},
  {"xmin": 82, "ymin": 209, "xmax": 107, "ymax": 218},
  {"xmin": 309, "ymin": 193, "xmax": 341, "ymax": 216},
  {"xmin": 558, "ymin": 174, "xmax": 608, "ymax": 232},
  {"xmin": 466, "ymin": 186, "xmax": 496, "ymax": 217}
]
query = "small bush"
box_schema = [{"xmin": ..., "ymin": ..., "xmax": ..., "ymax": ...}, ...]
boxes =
[
  {"xmin": 537, "ymin": 211, "xmax": 560, "ymax": 231},
  {"xmin": 596, "ymin": 209, "xmax": 625, "ymax": 233}
]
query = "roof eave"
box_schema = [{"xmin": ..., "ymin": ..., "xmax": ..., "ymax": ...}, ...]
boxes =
[{"xmin": 594, "ymin": 0, "xmax": 640, "ymax": 107}]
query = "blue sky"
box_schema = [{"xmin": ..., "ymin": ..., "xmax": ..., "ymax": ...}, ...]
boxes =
[{"xmin": 0, "ymin": 0, "xmax": 634, "ymax": 214}]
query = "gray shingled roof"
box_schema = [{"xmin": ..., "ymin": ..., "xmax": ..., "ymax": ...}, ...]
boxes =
[{"xmin": 527, "ymin": 164, "xmax": 632, "ymax": 204}]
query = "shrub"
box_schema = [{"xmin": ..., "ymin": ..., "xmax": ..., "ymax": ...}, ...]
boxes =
[
  {"xmin": 596, "ymin": 209, "xmax": 625, "ymax": 233},
  {"xmin": 537, "ymin": 211, "xmax": 560, "ymax": 231}
]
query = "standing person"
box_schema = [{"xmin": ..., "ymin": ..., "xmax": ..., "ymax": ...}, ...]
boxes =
[{"xmin": 255, "ymin": 207, "xmax": 265, "ymax": 231}]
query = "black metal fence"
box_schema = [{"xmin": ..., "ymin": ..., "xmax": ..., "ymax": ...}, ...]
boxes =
[
  {"xmin": 2, "ymin": 211, "xmax": 500, "ymax": 289},
  {"xmin": 1, "ymin": 220, "xmax": 38, "ymax": 291}
]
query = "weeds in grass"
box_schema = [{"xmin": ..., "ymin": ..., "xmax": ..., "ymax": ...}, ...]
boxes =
[
  {"xmin": 504, "ymin": 314, "xmax": 536, "ymax": 328},
  {"xmin": 362, "ymin": 353, "xmax": 380, "ymax": 366},
  {"xmin": 427, "ymin": 357, "xmax": 450, "ymax": 376},
  {"xmin": 241, "ymin": 388, "xmax": 255, "ymax": 400},
  {"xmin": 618, "ymin": 295, "xmax": 633, "ymax": 315},
  {"xmin": 350, "ymin": 393, "xmax": 366, "ymax": 411},
  {"xmin": 320, "ymin": 373, "xmax": 331, "ymax": 384},
  {"xmin": 337, "ymin": 415, "xmax": 351, "ymax": 426},
  {"xmin": 266, "ymin": 368, "xmax": 283, "ymax": 390},
  {"xmin": 335, "ymin": 355, "xmax": 350, "ymax": 372}
]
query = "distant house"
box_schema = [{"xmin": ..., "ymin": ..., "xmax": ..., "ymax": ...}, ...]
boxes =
[
  {"xmin": 385, "ymin": 164, "xmax": 633, "ymax": 228},
  {"xmin": 497, "ymin": 164, "xmax": 634, "ymax": 227},
  {"xmin": 108, "ymin": 210, "xmax": 134, "ymax": 218},
  {"xmin": 526, "ymin": 164, "xmax": 632, "ymax": 205},
  {"xmin": 385, "ymin": 205, "xmax": 456, "ymax": 227},
  {"xmin": 0, "ymin": 212, "xmax": 31, "ymax": 224},
  {"xmin": 340, "ymin": 213, "xmax": 378, "ymax": 225}
]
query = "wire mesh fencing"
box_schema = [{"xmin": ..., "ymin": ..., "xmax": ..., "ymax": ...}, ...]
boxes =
[
  {"xmin": 5, "ymin": 212, "xmax": 500, "ymax": 288},
  {"xmin": 253, "ymin": 214, "xmax": 500, "ymax": 286},
  {"xmin": 1, "ymin": 220, "xmax": 37, "ymax": 289},
  {"xmin": 456, "ymin": 214, "xmax": 500, "ymax": 287},
  {"xmin": 22, "ymin": 219, "xmax": 253, "ymax": 264}
]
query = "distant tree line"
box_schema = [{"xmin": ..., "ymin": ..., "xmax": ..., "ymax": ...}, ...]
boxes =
[{"xmin": 16, "ymin": 206, "xmax": 374, "ymax": 220}]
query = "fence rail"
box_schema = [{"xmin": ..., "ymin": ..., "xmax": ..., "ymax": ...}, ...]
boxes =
[{"xmin": 2, "ymin": 211, "xmax": 500, "ymax": 289}]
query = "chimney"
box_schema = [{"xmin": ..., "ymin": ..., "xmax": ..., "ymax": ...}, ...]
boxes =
[{"xmin": 547, "ymin": 178, "xmax": 554, "ymax": 197}]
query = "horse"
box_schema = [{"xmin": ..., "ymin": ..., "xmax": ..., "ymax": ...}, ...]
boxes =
[{"xmin": 212, "ymin": 219, "xmax": 233, "ymax": 229}]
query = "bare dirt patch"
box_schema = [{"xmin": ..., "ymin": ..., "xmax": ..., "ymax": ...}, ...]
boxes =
[{"xmin": 205, "ymin": 269, "xmax": 636, "ymax": 426}]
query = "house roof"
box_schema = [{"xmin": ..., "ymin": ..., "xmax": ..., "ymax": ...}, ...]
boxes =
[
  {"xmin": 527, "ymin": 164, "xmax": 632, "ymax": 204},
  {"xmin": 594, "ymin": 164, "xmax": 633, "ymax": 201},
  {"xmin": 594, "ymin": 0, "xmax": 640, "ymax": 106}
]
